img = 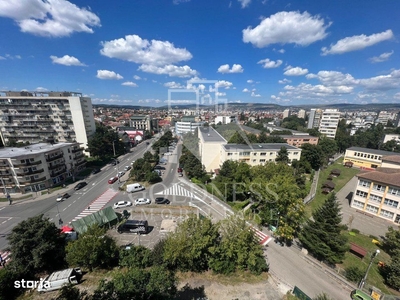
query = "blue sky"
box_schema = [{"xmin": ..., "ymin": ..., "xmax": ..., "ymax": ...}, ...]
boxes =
[{"xmin": 0, "ymin": 0, "xmax": 399, "ymax": 107}]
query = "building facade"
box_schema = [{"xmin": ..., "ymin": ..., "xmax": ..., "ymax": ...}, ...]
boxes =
[
  {"xmin": 279, "ymin": 135, "xmax": 319, "ymax": 147},
  {"xmin": 214, "ymin": 115, "xmax": 237, "ymax": 125},
  {"xmin": 220, "ymin": 143, "xmax": 301, "ymax": 167},
  {"xmin": 351, "ymin": 168, "xmax": 400, "ymax": 224},
  {"xmin": 0, "ymin": 91, "xmax": 95, "ymax": 150},
  {"xmin": 0, "ymin": 142, "xmax": 86, "ymax": 194},
  {"xmin": 307, "ymin": 109, "xmax": 322, "ymax": 129},
  {"xmin": 198, "ymin": 127, "xmax": 227, "ymax": 173},
  {"xmin": 318, "ymin": 109, "xmax": 340, "ymax": 138},
  {"xmin": 175, "ymin": 116, "xmax": 204, "ymax": 137},
  {"xmin": 344, "ymin": 147, "xmax": 400, "ymax": 169},
  {"xmin": 129, "ymin": 115, "xmax": 152, "ymax": 131}
]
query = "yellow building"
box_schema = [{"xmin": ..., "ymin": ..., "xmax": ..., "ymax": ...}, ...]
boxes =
[
  {"xmin": 344, "ymin": 147, "xmax": 400, "ymax": 169},
  {"xmin": 351, "ymin": 168, "xmax": 400, "ymax": 224}
]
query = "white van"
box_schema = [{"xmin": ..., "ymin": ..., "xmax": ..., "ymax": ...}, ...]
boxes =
[{"xmin": 126, "ymin": 183, "xmax": 145, "ymax": 193}]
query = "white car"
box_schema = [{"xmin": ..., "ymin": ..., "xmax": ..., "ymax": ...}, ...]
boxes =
[
  {"xmin": 117, "ymin": 171, "xmax": 125, "ymax": 177},
  {"xmin": 113, "ymin": 201, "xmax": 132, "ymax": 209},
  {"xmin": 134, "ymin": 198, "xmax": 151, "ymax": 206},
  {"xmin": 164, "ymin": 152, "xmax": 172, "ymax": 156},
  {"xmin": 124, "ymin": 165, "xmax": 131, "ymax": 171}
]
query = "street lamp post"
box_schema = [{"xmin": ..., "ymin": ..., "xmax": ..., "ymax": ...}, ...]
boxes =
[
  {"xmin": 359, "ymin": 249, "xmax": 380, "ymax": 290},
  {"xmin": 112, "ymin": 140, "xmax": 116, "ymax": 157},
  {"xmin": 56, "ymin": 201, "xmax": 63, "ymax": 228}
]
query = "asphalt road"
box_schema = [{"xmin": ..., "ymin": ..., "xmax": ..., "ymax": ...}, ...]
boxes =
[{"xmin": 0, "ymin": 139, "xmax": 155, "ymax": 250}]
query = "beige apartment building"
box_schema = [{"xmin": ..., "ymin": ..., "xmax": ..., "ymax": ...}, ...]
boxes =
[
  {"xmin": 351, "ymin": 168, "xmax": 400, "ymax": 224},
  {"xmin": 198, "ymin": 127, "xmax": 227, "ymax": 173},
  {"xmin": 0, "ymin": 142, "xmax": 86, "ymax": 194},
  {"xmin": 279, "ymin": 135, "xmax": 319, "ymax": 147},
  {"xmin": 0, "ymin": 91, "xmax": 95, "ymax": 151}
]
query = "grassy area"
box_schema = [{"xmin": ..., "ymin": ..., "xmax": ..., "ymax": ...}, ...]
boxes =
[
  {"xmin": 177, "ymin": 270, "xmax": 269, "ymax": 285},
  {"xmin": 0, "ymin": 194, "xmax": 32, "ymax": 202},
  {"xmin": 306, "ymin": 157, "xmax": 360, "ymax": 216},
  {"xmin": 338, "ymin": 231, "xmax": 400, "ymax": 296}
]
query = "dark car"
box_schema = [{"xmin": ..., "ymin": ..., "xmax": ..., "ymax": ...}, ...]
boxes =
[
  {"xmin": 56, "ymin": 193, "xmax": 70, "ymax": 202},
  {"xmin": 92, "ymin": 168, "xmax": 101, "ymax": 175},
  {"xmin": 111, "ymin": 159, "xmax": 120, "ymax": 166},
  {"xmin": 155, "ymin": 197, "xmax": 170, "ymax": 205},
  {"xmin": 74, "ymin": 182, "xmax": 87, "ymax": 190},
  {"xmin": 154, "ymin": 165, "xmax": 165, "ymax": 170},
  {"xmin": 177, "ymin": 167, "xmax": 183, "ymax": 173}
]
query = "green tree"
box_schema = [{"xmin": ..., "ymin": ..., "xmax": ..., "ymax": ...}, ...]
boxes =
[
  {"xmin": 0, "ymin": 269, "xmax": 22, "ymax": 300},
  {"xmin": 87, "ymin": 123, "xmax": 125, "ymax": 159},
  {"xmin": 344, "ymin": 266, "xmax": 364, "ymax": 283},
  {"xmin": 143, "ymin": 151, "xmax": 155, "ymax": 162},
  {"xmin": 281, "ymin": 116, "xmax": 306, "ymax": 130},
  {"xmin": 119, "ymin": 245, "xmax": 152, "ymax": 268},
  {"xmin": 382, "ymin": 227, "xmax": 400, "ymax": 256},
  {"xmin": 313, "ymin": 293, "xmax": 333, "ymax": 300},
  {"xmin": 318, "ymin": 137, "xmax": 338, "ymax": 160},
  {"xmin": 276, "ymin": 146, "xmax": 290, "ymax": 164},
  {"xmin": 54, "ymin": 284, "xmax": 89, "ymax": 300},
  {"xmin": 300, "ymin": 144, "xmax": 324, "ymax": 170},
  {"xmin": 385, "ymin": 253, "xmax": 400, "ymax": 290},
  {"xmin": 163, "ymin": 215, "xmax": 219, "ymax": 272},
  {"xmin": 8, "ymin": 214, "xmax": 66, "ymax": 276},
  {"xmin": 145, "ymin": 171, "xmax": 162, "ymax": 183},
  {"xmin": 228, "ymin": 131, "xmax": 247, "ymax": 144},
  {"xmin": 299, "ymin": 193, "xmax": 349, "ymax": 264},
  {"xmin": 66, "ymin": 224, "xmax": 118, "ymax": 271}
]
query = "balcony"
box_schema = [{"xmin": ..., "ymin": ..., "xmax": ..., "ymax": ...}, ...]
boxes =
[
  {"xmin": 13, "ymin": 160, "xmax": 42, "ymax": 167},
  {"xmin": 16, "ymin": 168, "xmax": 44, "ymax": 176},
  {"xmin": 71, "ymin": 148, "xmax": 81, "ymax": 153},
  {"xmin": 48, "ymin": 161, "xmax": 66, "ymax": 170},
  {"xmin": 50, "ymin": 166, "xmax": 67, "ymax": 177},
  {"xmin": 75, "ymin": 159, "xmax": 86, "ymax": 167},
  {"xmin": 30, "ymin": 176, "xmax": 46, "ymax": 183},
  {"xmin": 45, "ymin": 153, "xmax": 64, "ymax": 162},
  {"xmin": 74, "ymin": 152, "xmax": 85, "ymax": 160}
]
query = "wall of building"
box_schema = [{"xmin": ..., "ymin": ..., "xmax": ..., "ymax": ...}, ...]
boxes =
[{"xmin": 344, "ymin": 149, "xmax": 383, "ymax": 169}]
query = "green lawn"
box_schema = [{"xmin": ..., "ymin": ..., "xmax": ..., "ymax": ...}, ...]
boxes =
[
  {"xmin": 306, "ymin": 158, "xmax": 360, "ymax": 216},
  {"xmin": 337, "ymin": 231, "xmax": 400, "ymax": 296}
]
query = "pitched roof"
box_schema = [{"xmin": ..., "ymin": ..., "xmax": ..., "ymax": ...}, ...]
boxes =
[
  {"xmin": 382, "ymin": 155, "xmax": 400, "ymax": 164},
  {"xmin": 357, "ymin": 167, "xmax": 400, "ymax": 187}
]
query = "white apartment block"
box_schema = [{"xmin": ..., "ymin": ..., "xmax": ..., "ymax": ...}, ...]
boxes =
[
  {"xmin": 198, "ymin": 127, "xmax": 227, "ymax": 173},
  {"xmin": 307, "ymin": 109, "xmax": 323, "ymax": 129},
  {"xmin": 383, "ymin": 134, "xmax": 400, "ymax": 144},
  {"xmin": 298, "ymin": 109, "xmax": 306, "ymax": 119},
  {"xmin": 129, "ymin": 115, "xmax": 152, "ymax": 131},
  {"xmin": 0, "ymin": 142, "xmax": 86, "ymax": 194},
  {"xmin": 0, "ymin": 91, "xmax": 95, "ymax": 151},
  {"xmin": 283, "ymin": 109, "xmax": 291, "ymax": 119},
  {"xmin": 221, "ymin": 143, "xmax": 301, "ymax": 167},
  {"xmin": 351, "ymin": 168, "xmax": 400, "ymax": 224},
  {"xmin": 214, "ymin": 115, "xmax": 237, "ymax": 125},
  {"xmin": 318, "ymin": 109, "xmax": 340, "ymax": 138}
]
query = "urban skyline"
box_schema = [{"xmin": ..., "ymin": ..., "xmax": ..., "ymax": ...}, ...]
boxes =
[{"xmin": 0, "ymin": 1, "xmax": 399, "ymax": 107}]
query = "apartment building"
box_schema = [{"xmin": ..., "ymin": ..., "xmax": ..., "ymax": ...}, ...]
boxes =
[
  {"xmin": 198, "ymin": 127, "xmax": 227, "ymax": 173},
  {"xmin": 307, "ymin": 109, "xmax": 322, "ymax": 129},
  {"xmin": 344, "ymin": 147, "xmax": 400, "ymax": 169},
  {"xmin": 279, "ymin": 135, "xmax": 319, "ymax": 147},
  {"xmin": 0, "ymin": 142, "xmax": 86, "ymax": 194},
  {"xmin": 351, "ymin": 168, "xmax": 400, "ymax": 224},
  {"xmin": 282, "ymin": 109, "xmax": 291, "ymax": 119},
  {"xmin": 214, "ymin": 115, "xmax": 237, "ymax": 125},
  {"xmin": 129, "ymin": 115, "xmax": 152, "ymax": 131},
  {"xmin": 0, "ymin": 91, "xmax": 95, "ymax": 151},
  {"xmin": 298, "ymin": 109, "xmax": 306, "ymax": 119},
  {"xmin": 318, "ymin": 109, "xmax": 340, "ymax": 138},
  {"xmin": 220, "ymin": 143, "xmax": 301, "ymax": 167}
]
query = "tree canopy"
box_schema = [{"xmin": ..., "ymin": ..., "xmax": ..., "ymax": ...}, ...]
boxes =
[{"xmin": 87, "ymin": 123, "xmax": 125, "ymax": 159}]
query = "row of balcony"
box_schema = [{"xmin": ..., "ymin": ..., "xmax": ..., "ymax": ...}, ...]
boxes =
[
  {"xmin": 16, "ymin": 168, "xmax": 44, "ymax": 176},
  {"xmin": 13, "ymin": 160, "xmax": 42, "ymax": 167},
  {"xmin": 45, "ymin": 153, "xmax": 64, "ymax": 162}
]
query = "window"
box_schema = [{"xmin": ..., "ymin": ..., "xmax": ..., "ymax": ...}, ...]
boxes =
[
  {"xmin": 388, "ymin": 187, "xmax": 400, "ymax": 196},
  {"xmin": 384, "ymin": 198, "xmax": 399, "ymax": 208},
  {"xmin": 352, "ymin": 200, "xmax": 364, "ymax": 208},
  {"xmin": 260, "ymin": 152, "xmax": 266, "ymax": 156},
  {"xmin": 34, "ymin": 175, "xmax": 39, "ymax": 179},
  {"xmin": 30, "ymin": 158, "xmax": 34, "ymax": 162},
  {"xmin": 32, "ymin": 167, "xmax": 37, "ymax": 171},
  {"xmin": 359, "ymin": 180, "xmax": 371, "ymax": 188},
  {"xmin": 260, "ymin": 159, "xmax": 265, "ymax": 162},
  {"xmin": 293, "ymin": 152, "xmax": 299, "ymax": 155},
  {"xmin": 354, "ymin": 152, "xmax": 358, "ymax": 156},
  {"xmin": 366, "ymin": 205, "xmax": 378, "ymax": 213},
  {"xmin": 252, "ymin": 159, "xmax": 256, "ymax": 163},
  {"xmin": 369, "ymin": 194, "xmax": 382, "ymax": 204},
  {"xmin": 373, "ymin": 184, "xmax": 385, "ymax": 192},
  {"xmin": 239, "ymin": 152, "xmax": 250, "ymax": 156},
  {"xmin": 380, "ymin": 209, "xmax": 394, "ymax": 219},
  {"xmin": 227, "ymin": 153, "xmax": 233, "ymax": 156},
  {"xmin": 356, "ymin": 190, "xmax": 368, "ymax": 198},
  {"xmin": 270, "ymin": 152, "xmax": 273, "ymax": 155}
]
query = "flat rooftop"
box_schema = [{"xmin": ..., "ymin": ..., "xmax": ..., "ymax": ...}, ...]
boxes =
[
  {"xmin": 222, "ymin": 143, "xmax": 300, "ymax": 151},
  {"xmin": 198, "ymin": 127, "xmax": 227, "ymax": 143},
  {"xmin": 0, "ymin": 142, "xmax": 78, "ymax": 158},
  {"xmin": 347, "ymin": 147, "xmax": 400, "ymax": 157}
]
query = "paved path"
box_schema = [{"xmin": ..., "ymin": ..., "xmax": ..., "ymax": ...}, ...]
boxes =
[{"xmin": 336, "ymin": 176, "xmax": 397, "ymax": 238}]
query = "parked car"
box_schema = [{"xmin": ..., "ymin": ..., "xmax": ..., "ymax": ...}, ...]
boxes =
[
  {"xmin": 164, "ymin": 152, "xmax": 172, "ymax": 156},
  {"xmin": 113, "ymin": 201, "xmax": 132, "ymax": 209},
  {"xmin": 124, "ymin": 166, "xmax": 131, "ymax": 171},
  {"xmin": 111, "ymin": 159, "xmax": 119, "ymax": 166},
  {"xmin": 155, "ymin": 197, "xmax": 170, "ymax": 204},
  {"xmin": 117, "ymin": 171, "xmax": 125, "ymax": 177},
  {"xmin": 56, "ymin": 193, "xmax": 70, "ymax": 202},
  {"xmin": 154, "ymin": 165, "xmax": 165, "ymax": 170},
  {"xmin": 92, "ymin": 168, "xmax": 101, "ymax": 175},
  {"xmin": 74, "ymin": 182, "xmax": 87, "ymax": 190},
  {"xmin": 108, "ymin": 176, "xmax": 118, "ymax": 184},
  {"xmin": 177, "ymin": 167, "xmax": 183, "ymax": 173},
  {"xmin": 134, "ymin": 198, "xmax": 151, "ymax": 206},
  {"xmin": 178, "ymin": 172, "xmax": 183, "ymax": 177}
]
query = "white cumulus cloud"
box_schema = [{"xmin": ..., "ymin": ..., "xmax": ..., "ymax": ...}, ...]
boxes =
[
  {"xmin": 278, "ymin": 78, "xmax": 291, "ymax": 84},
  {"xmin": 164, "ymin": 81, "xmax": 185, "ymax": 88},
  {"xmin": 100, "ymin": 34, "xmax": 192, "ymax": 66},
  {"xmin": 243, "ymin": 11, "xmax": 330, "ymax": 48},
  {"xmin": 217, "ymin": 64, "xmax": 244, "ymax": 73},
  {"xmin": 96, "ymin": 70, "xmax": 123, "ymax": 80},
  {"xmin": 359, "ymin": 69, "xmax": 400, "ymax": 90},
  {"xmin": 238, "ymin": 0, "xmax": 251, "ymax": 8},
  {"xmin": 243, "ymin": 88, "xmax": 250, "ymax": 92},
  {"xmin": 369, "ymin": 51, "xmax": 394, "ymax": 63},
  {"xmin": 283, "ymin": 66, "xmax": 308, "ymax": 76},
  {"xmin": 122, "ymin": 81, "xmax": 138, "ymax": 87},
  {"xmin": 133, "ymin": 75, "xmax": 141, "ymax": 80},
  {"xmin": 139, "ymin": 64, "xmax": 198, "ymax": 77},
  {"xmin": 257, "ymin": 58, "xmax": 282, "ymax": 68},
  {"xmin": 251, "ymin": 91, "xmax": 261, "ymax": 97},
  {"xmin": 0, "ymin": 0, "xmax": 100, "ymax": 37},
  {"xmin": 215, "ymin": 80, "xmax": 233, "ymax": 89},
  {"xmin": 321, "ymin": 30, "xmax": 394, "ymax": 56},
  {"xmin": 50, "ymin": 55, "xmax": 86, "ymax": 66}
]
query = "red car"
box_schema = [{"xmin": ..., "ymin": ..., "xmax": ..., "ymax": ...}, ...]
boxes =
[
  {"xmin": 108, "ymin": 176, "xmax": 118, "ymax": 184},
  {"xmin": 177, "ymin": 167, "xmax": 183, "ymax": 173}
]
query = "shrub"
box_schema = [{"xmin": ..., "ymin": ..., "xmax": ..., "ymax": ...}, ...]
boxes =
[
  {"xmin": 345, "ymin": 266, "xmax": 364, "ymax": 283},
  {"xmin": 350, "ymin": 228, "xmax": 360, "ymax": 234}
]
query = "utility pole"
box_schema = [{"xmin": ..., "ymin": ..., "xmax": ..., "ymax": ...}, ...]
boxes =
[
  {"xmin": 56, "ymin": 202, "xmax": 63, "ymax": 228},
  {"xmin": 112, "ymin": 140, "xmax": 116, "ymax": 157}
]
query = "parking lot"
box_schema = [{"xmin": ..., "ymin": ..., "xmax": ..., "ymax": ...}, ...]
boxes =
[{"xmin": 108, "ymin": 205, "xmax": 198, "ymax": 249}]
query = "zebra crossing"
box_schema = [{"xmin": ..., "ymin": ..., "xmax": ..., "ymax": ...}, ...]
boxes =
[
  {"xmin": 71, "ymin": 189, "xmax": 119, "ymax": 222},
  {"xmin": 155, "ymin": 183, "xmax": 201, "ymax": 200},
  {"xmin": 251, "ymin": 227, "xmax": 273, "ymax": 245},
  {"xmin": 0, "ymin": 250, "xmax": 11, "ymax": 268}
]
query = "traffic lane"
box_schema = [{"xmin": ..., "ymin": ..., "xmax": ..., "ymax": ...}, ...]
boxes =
[{"xmin": 267, "ymin": 242, "xmax": 351, "ymax": 299}]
